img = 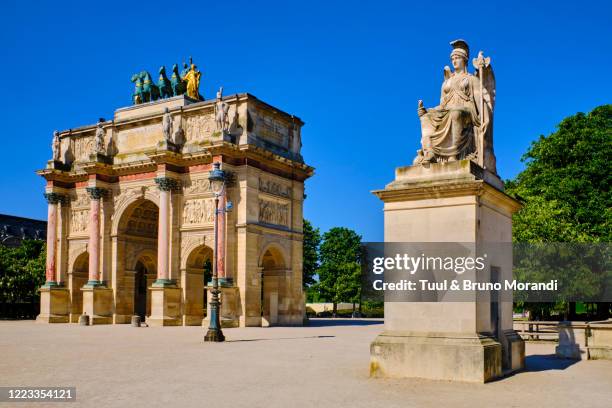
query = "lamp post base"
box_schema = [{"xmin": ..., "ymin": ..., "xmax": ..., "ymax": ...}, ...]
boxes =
[{"xmin": 204, "ymin": 328, "xmax": 225, "ymax": 342}]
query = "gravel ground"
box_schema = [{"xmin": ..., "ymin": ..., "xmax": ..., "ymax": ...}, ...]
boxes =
[{"xmin": 1, "ymin": 319, "xmax": 611, "ymax": 408}]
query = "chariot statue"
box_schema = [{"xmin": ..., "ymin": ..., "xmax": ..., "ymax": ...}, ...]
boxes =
[
  {"xmin": 131, "ymin": 57, "xmax": 202, "ymax": 105},
  {"xmin": 414, "ymin": 39, "xmax": 497, "ymax": 174}
]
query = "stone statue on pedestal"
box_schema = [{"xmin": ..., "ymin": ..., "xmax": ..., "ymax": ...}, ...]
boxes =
[
  {"xmin": 94, "ymin": 121, "xmax": 105, "ymax": 155},
  {"xmin": 52, "ymin": 131, "xmax": 61, "ymax": 162},
  {"xmin": 215, "ymin": 87, "xmax": 230, "ymax": 133},
  {"xmin": 162, "ymin": 108, "xmax": 173, "ymax": 143},
  {"xmin": 414, "ymin": 39, "xmax": 497, "ymax": 174}
]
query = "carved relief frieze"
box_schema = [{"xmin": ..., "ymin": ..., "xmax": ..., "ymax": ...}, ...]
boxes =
[
  {"xmin": 184, "ymin": 178, "xmax": 212, "ymax": 195},
  {"xmin": 73, "ymin": 135, "xmax": 94, "ymax": 161},
  {"xmin": 253, "ymin": 111, "xmax": 289, "ymax": 149},
  {"xmin": 182, "ymin": 198, "xmax": 215, "ymax": 225},
  {"xmin": 259, "ymin": 198, "xmax": 289, "ymax": 227},
  {"xmin": 184, "ymin": 112, "xmax": 215, "ymax": 142},
  {"xmin": 71, "ymin": 191, "xmax": 89, "ymax": 209},
  {"xmin": 70, "ymin": 209, "xmax": 89, "ymax": 233},
  {"xmin": 259, "ymin": 176, "xmax": 291, "ymax": 198}
]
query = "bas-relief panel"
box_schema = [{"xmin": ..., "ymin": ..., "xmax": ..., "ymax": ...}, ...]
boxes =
[
  {"xmin": 251, "ymin": 109, "xmax": 290, "ymax": 149},
  {"xmin": 183, "ymin": 178, "xmax": 212, "ymax": 195},
  {"xmin": 70, "ymin": 192, "xmax": 89, "ymax": 209},
  {"xmin": 182, "ymin": 198, "xmax": 215, "ymax": 225},
  {"xmin": 73, "ymin": 135, "xmax": 94, "ymax": 162},
  {"xmin": 70, "ymin": 209, "xmax": 89, "ymax": 234},
  {"xmin": 116, "ymin": 124, "xmax": 162, "ymax": 153},
  {"xmin": 259, "ymin": 176, "xmax": 291, "ymax": 198},
  {"xmin": 258, "ymin": 198, "xmax": 289, "ymax": 227},
  {"xmin": 184, "ymin": 112, "xmax": 215, "ymax": 142}
]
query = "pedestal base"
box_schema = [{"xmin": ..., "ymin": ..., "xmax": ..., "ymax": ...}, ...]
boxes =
[
  {"xmin": 203, "ymin": 286, "xmax": 240, "ymax": 328},
  {"xmin": 81, "ymin": 286, "xmax": 113, "ymax": 325},
  {"xmin": 147, "ymin": 286, "xmax": 181, "ymax": 327},
  {"xmin": 37, "ymin": 286, "xmax": 70, "ymax": 323},
  {"xmin": 370, "ymin": 331, "xmax": 502, "ymax": 383},
  {"xmin": 587, "ymin": 323, "xmax": 612, "ymax": 360},
  {"xmin": 501, "ymin": 329, "xmax": 526, "ymax": 372}
]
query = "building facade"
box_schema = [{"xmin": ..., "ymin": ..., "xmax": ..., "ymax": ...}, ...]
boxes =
[
  {"xmin": 37, "ymin": 93, "xmax": 313, "ymax": 327},
  {"xmin": 0, "ymin": 214, "xmax": 46, "ymax": 247}
]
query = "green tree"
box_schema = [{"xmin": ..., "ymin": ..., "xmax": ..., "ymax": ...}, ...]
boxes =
[
  {"xmin": 302, "ymin": 219, "xmax": 321, "ymax": 288},
  {"xmin": 506, "ymin": 105, "xmax": 612, "ymax": 319},
  {"xmin": 0, "ymin": 240, "xmax": 46, "ymax": 306},
  {"xmin": 315, "ymin": 227, "xmax": 363, "ymax": 316}
]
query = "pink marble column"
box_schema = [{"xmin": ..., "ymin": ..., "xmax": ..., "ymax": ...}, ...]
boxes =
[
  {"xmin": 86, "ymin": 187, "xmax": 105, "ymax": 284},
  {"xmin": 154, "ymin": 177, "xmax": 177, "ymax": 285},
  {"xmin": 158, "ymin": 188, "xmax": 170, "ymax": 282},
  {"xmin": 43, "ymin": 193, "xmax": 62, "ymax": 285},
  {"xmin": 217, "ymin": 192, "xmax": 226, "ymax": 280}
]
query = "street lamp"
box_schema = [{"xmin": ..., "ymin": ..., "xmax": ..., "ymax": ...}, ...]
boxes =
[{"xmin": 204, "ymin": 162, "xmax": 228, "ymax": 342}]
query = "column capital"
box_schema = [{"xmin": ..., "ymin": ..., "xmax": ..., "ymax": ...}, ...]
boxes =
[
  {"xmin": 43, "ymin": 192, "xmax": 66, "ymax": 204},
  {"xmin": 154, "ymin": 177, "xmax": 180, "ymax": 192},
  {"xmin": 86, "ymin": 187, "xmax": 107, "ymax": 200}
]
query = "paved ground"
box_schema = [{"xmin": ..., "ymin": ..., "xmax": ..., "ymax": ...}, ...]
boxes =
[{"xmin": 1, "ymin": 319, "xmax": 611, "ymax": 408}]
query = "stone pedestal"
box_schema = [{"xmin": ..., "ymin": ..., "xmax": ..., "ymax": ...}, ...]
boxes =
[
  {"xmin": 587, "ymin": 323, "xmax": 612, "ymax": 360},
  {"xmin": 37, "ymin": 286, "xmax": 70, "ymax": 323},
  {"xmin": 371, "ymin": 331, "xmax": 502, "ymax": 382},
  {"xmin": 370, "ymin": 160, "xmax": 524, "ymax": 383},
  {"xmin": 203, "ymin": 285, "xmax": 240, "ymax": 328},
  {"xmin": 81, "ymin": 285, "xmax": 113, "ymax": 325},
  {"xmin": 147, "ymin": 286, "xmax": 182, "ymax": 327}
]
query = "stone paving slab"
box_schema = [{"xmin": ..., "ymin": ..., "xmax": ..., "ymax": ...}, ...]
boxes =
[{"xmin": 1, "ymin": 319, "xmax": 611, "ymax": 408}]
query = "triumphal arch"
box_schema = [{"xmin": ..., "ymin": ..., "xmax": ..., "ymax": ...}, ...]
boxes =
[{"xmin": 36, "ymin": 66, "xmax": 312, "ymax": 327}]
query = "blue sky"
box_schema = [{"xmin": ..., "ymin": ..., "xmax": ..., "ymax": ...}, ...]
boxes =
[{"xmin": 0, "ymin": 0, "xmax": 610, "ymax": 241}]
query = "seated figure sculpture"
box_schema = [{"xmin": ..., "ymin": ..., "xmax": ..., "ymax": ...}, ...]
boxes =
[{"xmin": 414, "ymin": 39, "xmax": 497, "ymax": 174}]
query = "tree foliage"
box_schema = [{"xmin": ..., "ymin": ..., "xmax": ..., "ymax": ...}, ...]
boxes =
[
  {"xmin": 315, "ymin": 227, "xmax": 363, "ymax": 312},
  {"xmin": 506, "ymin": 105, "xmax": 611, "ymax": 318},
  {"xmin": 0, "ymin": 240, "xmax": 46, "ymax": 303},
  {"xmin": 506, "ymin": 105, "xmax": 611, "ymax": 242},
  {"xmin": 302, "ymin": 219, "xmax": 321, "ymax": 288}
]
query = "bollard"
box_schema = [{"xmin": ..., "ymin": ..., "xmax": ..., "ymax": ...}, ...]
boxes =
[
  {"xmin": 131, "ymin": 315, "xmax": 141, "ymax": 327},
  {"xmin": 79, "ymin": 314, "xmax": 89, "ymax": 326}
]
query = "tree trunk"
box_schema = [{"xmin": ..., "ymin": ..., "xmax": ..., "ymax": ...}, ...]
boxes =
[{"xmin": 332, "ymin": 302, "xmax": 337, "ymax": 318}]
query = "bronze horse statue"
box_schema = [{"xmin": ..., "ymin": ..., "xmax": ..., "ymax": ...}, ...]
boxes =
[
  {"xmin": 158, "ymin": 66, "xmax": 173, "ymax": 99},
  {"xmin": 131, "ymin": 73, "xmax": 144, "ymax": 104},
  {"xmin": 140, "ymin": 71, "xmax": 160, "ymax": 102},
  {"xmin": 171, "ymin": 64, "xmax": 187, "ymax": 97}
]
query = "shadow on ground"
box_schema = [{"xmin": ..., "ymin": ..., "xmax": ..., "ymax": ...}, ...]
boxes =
[
  {"xmin": 227, "ymin": 335, "xmax": 335, "ymax": 342},
  {"xmin": 306, "ymin": 318, "xmax": 383, "ymax": 327},
  {"xmin": 524, "ymin": 354, "xmax": 580, "ymax": 372}
]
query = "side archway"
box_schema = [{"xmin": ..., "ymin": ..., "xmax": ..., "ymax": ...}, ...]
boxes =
[
  {"xmin": 259, "ymin": 244, "xmax": 288, "ymax": 326},
  {"xmin": 69, "ymin": 251, "xmax": 89, "ymax": 322},
  {"xmin": 182, "ymin": 244, "xmax": 213, "ymax": 325}
]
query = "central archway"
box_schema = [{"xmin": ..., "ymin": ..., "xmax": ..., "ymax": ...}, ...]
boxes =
[{"xmin": 114, "ymin": 198, "xmax": 159, "ymax": 323}]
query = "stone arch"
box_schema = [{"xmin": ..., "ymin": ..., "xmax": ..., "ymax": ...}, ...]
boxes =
[
  {"xmin": 182, "ymin": 243, "xmax": 213, "ymax": 326},
  {"xmin": 69, "ymin": 251, "xmax": 89, "ymax": 322},
  {"xmin": 259, "ymin": 243, "xmax": 289, "ymax": 326},
  {"xmin": 258, "ymin": 242, "xmax": 288, "ymax": 269},
  {"xmin": 113, "ymin": 197, "xmax": 159, "ymax": 323},
  {"xmin": 111, "ymin": 190, "xmax": 159, "ymax": 236},
  {"xmin": 180, "ymin": 235, "xmax": 210, "ymax": 270},
  {"xmin": 130, "ymin": 248, "xmax": 157, "ymax": 275}
]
